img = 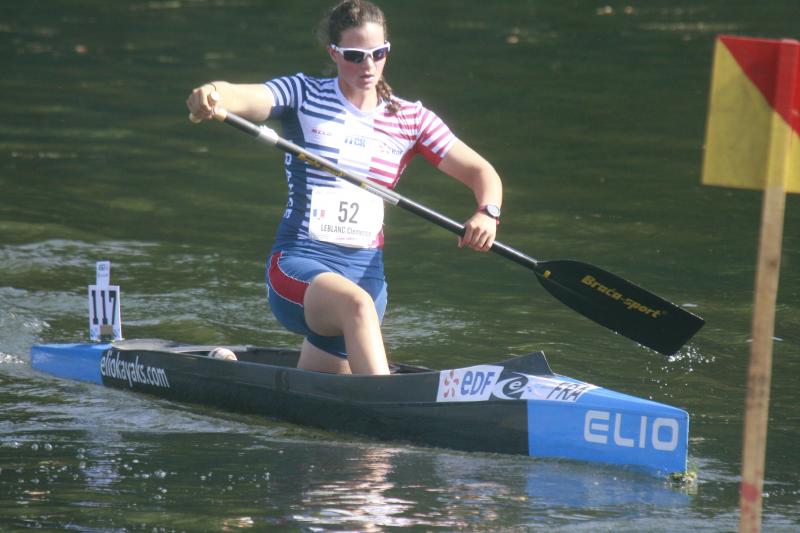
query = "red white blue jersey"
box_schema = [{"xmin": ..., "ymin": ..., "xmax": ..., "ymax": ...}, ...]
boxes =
[{"xmin": 265, "ymin": 73, "xmax": 457, "ymax": 250}]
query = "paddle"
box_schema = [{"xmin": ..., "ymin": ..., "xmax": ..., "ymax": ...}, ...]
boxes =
[{"xmin": 195, "ymin": 106, "xmax": 704, "ymax": 355}]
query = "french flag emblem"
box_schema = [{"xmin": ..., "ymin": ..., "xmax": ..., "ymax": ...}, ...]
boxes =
[{"xmin": 312, "ymin": 209, "xmax": 325, "ymax": 218}]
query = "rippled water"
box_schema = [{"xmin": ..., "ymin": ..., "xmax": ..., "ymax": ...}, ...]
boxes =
[{"xmin": 2, "ymin": 0, "xmax": 800, "ymax": 530}]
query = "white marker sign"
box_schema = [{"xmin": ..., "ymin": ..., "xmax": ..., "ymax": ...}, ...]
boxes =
[{"xmin": 88, "ymin": 260, "xmax": 122, "ymax": 341}]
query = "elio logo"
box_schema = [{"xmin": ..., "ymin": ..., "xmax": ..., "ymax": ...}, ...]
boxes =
[{"xmin": 583, "ymin": 410, "xmax": 679, "ymax": 451}]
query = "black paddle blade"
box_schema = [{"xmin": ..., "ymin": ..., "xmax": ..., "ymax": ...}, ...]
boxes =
[{"xmin": 534, "ymin": 260, "xmax": 704, "ymax": 355}]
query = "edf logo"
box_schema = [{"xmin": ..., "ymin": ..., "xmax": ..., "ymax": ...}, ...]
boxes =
[
  {"xmin": 460, "ymin": 370, "xmax": 497, "ymax": 398},
  {"xmin": 436, "ymin": 365, "xmax": 503, "ymax": 402}
]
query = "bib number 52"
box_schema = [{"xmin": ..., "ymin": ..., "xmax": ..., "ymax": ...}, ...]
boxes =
[{"xmin": 339, "ymin": 200, "xmax": 359, "ymax": 223}]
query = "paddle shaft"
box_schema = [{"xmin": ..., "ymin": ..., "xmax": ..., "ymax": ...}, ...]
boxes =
[
  {"xmin": 205, "ymin": 108, "xmax": 704, "ymax": 356},
  {"xmin": 218, "ymin": 110, "xmax": 544, "ymax": 274}
]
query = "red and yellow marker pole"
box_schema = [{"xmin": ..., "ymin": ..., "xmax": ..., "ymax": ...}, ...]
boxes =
[{"xmin": 702, "ymin": 35, "xmax": 799, "ymax": 533}]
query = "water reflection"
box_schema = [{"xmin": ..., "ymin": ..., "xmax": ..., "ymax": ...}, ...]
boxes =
[
  {"xmin": 295, "ymin": 447, "xmax": 416, "ymax": 530},
  {"xmin": 0, "ymin": 420, "xmax": 696, "ymax": 530},
  {"xmin": 290, "ymin": 443, "xmax": 693, "ymax": 530},
  {"xmin": 433, "ymin": 454, "xmax": 692, "ymax": 512}
]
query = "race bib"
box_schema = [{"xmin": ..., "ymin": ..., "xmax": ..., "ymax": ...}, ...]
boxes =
[{"xmin": 309, "ymin": 185, "xmax": 384, "ymax": 248}]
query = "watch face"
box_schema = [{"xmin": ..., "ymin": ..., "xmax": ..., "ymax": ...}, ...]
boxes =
[{"xmin": 484, "ymin": 204, "xmax": 501, "ymax": 218}]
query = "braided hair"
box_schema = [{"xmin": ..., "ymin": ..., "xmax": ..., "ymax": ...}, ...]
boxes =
[{"xmin": 323, "ymin": 0, "xmax": 400, "ymax": 115}]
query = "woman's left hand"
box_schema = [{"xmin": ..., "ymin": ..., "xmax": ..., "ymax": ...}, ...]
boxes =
[{"xmin": 458, "ymin": 212, "xmax": 497, "ymax": 252}]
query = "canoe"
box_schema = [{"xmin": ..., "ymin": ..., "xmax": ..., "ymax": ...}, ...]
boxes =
[{"xmin": 30, "ymin": 338, "xmax": 689, "ymax": 475}]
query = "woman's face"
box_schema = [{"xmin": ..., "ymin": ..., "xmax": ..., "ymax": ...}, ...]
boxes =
[{"xmin": 329, "ymin": 22, "xmax": 387, "ymax": 96}]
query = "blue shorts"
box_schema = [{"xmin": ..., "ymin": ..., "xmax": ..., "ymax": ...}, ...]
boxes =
[{"xmin": 265, "ymin": 249, "xmax": 388, "ymax": 359}]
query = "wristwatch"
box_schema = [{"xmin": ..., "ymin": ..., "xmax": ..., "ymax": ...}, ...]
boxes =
[{"xmin": 479, "ymin": 204, "xmax": 501, "ymax": 223}]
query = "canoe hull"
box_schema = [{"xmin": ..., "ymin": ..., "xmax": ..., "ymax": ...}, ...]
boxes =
[{"xmin": 30, "ymin": 339, "xmax": 688, "ymax": 474}]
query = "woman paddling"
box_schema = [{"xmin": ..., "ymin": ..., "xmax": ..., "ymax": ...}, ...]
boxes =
[{"xmin": 186, "ymin": 0, "xmax": 502, "ymax": 375}]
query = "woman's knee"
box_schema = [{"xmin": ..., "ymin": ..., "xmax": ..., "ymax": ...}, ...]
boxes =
[
  {"xmin": 343, "ymin": 288, "xmax": 377, "ymax": 321},
  {"xmin": 304, "ymin": 273, "xmax": 377, "ymax": 333}
]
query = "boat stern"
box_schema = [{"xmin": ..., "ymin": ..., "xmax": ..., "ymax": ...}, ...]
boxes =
[{"xmin": 30, "ymin": 342, "xmax": 110, "ymax": 385}]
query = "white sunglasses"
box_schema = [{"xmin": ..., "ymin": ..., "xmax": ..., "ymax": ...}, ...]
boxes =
[{"xmin": 330, "ymin": 42, "xmax": 391, "ymax": 63}]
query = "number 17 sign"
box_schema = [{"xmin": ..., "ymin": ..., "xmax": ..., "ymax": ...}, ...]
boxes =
[{"xmin": 88, "ymin": 260, "xmax": 122, "ymax": 341}]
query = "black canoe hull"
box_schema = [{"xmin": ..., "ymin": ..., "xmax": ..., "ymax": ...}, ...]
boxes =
[
  {"xmin": 98, "ymin": 340, "xmax": 533, "ymax": 455},
  {"xmin": 31, "ymin": 339, "xmax": 689, "ymax": 474}
]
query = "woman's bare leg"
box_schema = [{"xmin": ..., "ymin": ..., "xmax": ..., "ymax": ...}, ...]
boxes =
[
  {"xmin": 297, "ymin": 339, "xmax": 352, "ymax": 374},
  {"xmin": 301, "ymin": 272, "xmax": 389, "ymax": 375}
]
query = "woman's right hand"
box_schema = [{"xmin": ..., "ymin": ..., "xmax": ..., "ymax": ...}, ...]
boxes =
[{"xmin": 186, "ymin": 83, "xmax": 220, "ymax": 122}]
